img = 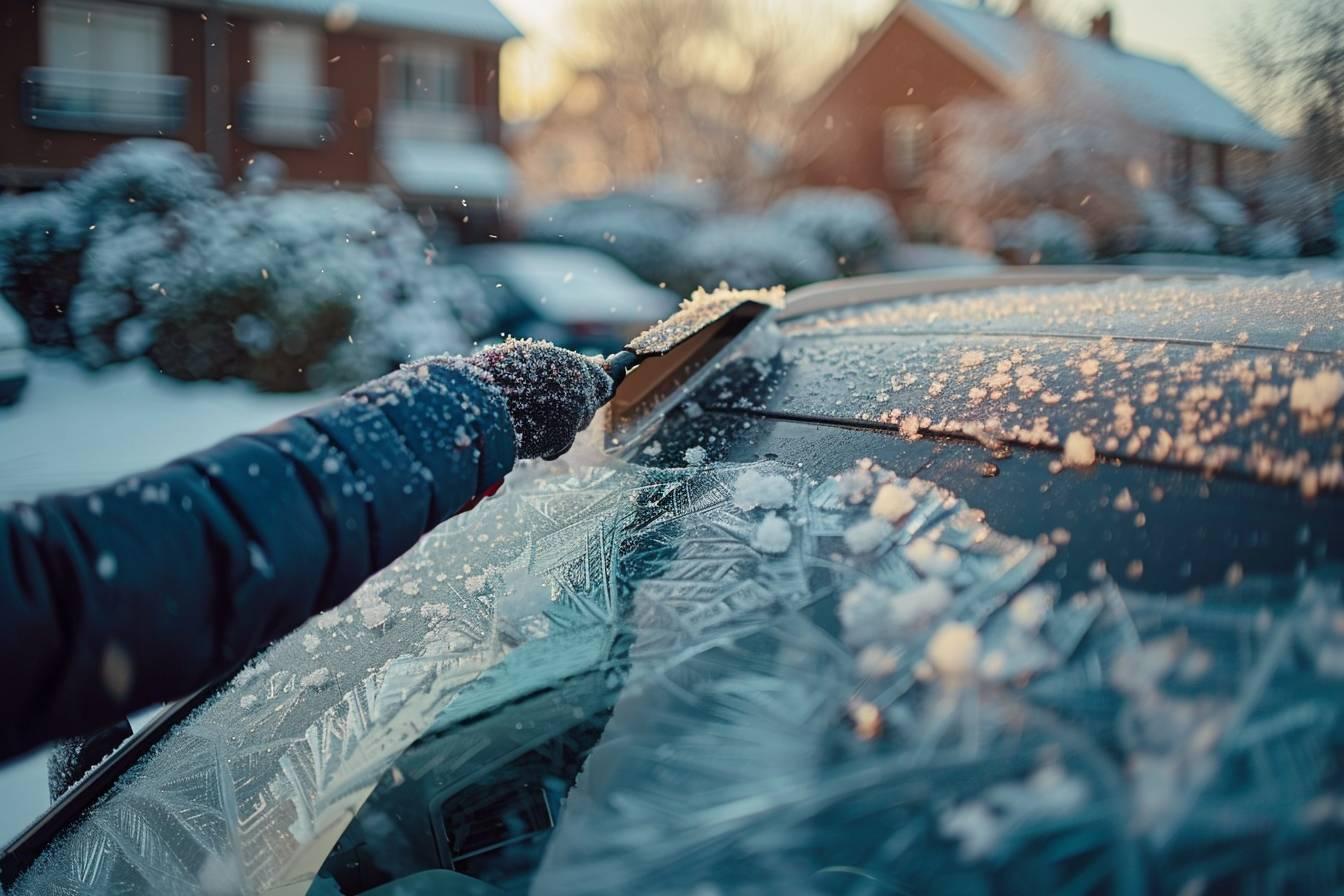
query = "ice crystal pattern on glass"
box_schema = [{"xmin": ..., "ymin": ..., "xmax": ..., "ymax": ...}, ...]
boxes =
[{"xmin": 15, "ymin": 456, "xmax": 1344, "ymax": 895}]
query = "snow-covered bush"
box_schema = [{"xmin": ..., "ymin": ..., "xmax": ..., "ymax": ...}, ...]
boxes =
[
  {"xmin": 70, "ymin": 189, "xmax": 479, "ymax": 390},
  {"xmin": 527, "ymin": 195, "xmax": 695, "ymax": 285},
  {"xmin": 1249, "ymin": 219, "xmax": 1304, "ymax": 259},
  {"xmin": 0, "ymin": 190, "xmax": 86, "ymax": 346},
  {"xmin": 768, "ymin": 188, "xmax": 902, "ymax": 274},
  {"xmin": 0, "ymin": 141, "xmax": 220, "ymax": 347},
  {"xmin": 1136, "ymin": 191, "xmax": 1218, "ymax": 254},
  {"xmin": 994, "ymin": 211, "xmax": 1095, "ymax": 265},
  {"xmin": 1249, "ymin": 174, "xmax": 1336, "ymax": 256},
  {"xmin": 66, "ymin": 139, "xmax": 220, "ymax": 227},
  {"xmin": 1190, "ymin": 186, "xmax": 1253, "ymax": 255},
  {"xmin": 928, "ymin": 95, "xmax": 1147, "ymax": 258},
  {"xmin": 676, "ymin": 216, "xmax": 838, "ymax": 291}
]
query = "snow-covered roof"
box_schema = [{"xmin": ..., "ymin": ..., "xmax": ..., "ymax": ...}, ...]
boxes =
[
  {"xmin": 904, "ymin": 0, "xmax": 1283, "ymax": 152},
  {"xmin": 221, "ymin": 0, "xmax": 520, "ymax": 43},
  {"xmin": 381, "ymin": 140, "xmax": 517, "ymax": 200}
]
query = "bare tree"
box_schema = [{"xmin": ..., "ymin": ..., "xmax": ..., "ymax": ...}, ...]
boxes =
[
  {"xmin": 557, "ymin": 0, "xmax": 870, "ymax": 204},
  {"xmin": 1234, "ymin": 0, "xmax": 1344, "ymax": 187}
]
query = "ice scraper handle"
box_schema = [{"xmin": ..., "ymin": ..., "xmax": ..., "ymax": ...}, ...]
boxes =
[{"xmin": 603, "ymin": 350, "xmax": 640, "ymax": 389}]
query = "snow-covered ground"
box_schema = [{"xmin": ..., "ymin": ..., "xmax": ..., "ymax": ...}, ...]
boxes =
[
  {"xmin": 0, "ymin": 356, "xmax": 325, "ymax": 847},
  {"xmin": 0, "ymin": 356, "xmax": 326, "ymax": 503}
]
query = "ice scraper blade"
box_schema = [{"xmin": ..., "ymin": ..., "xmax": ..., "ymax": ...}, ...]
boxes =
[{"xmin": 601, "ymin": 285, "xmax": 784, "ymax": 436}]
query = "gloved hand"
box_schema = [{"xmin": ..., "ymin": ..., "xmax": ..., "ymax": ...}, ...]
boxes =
[{"xmin": 464, "ymin": 339, "xmax": 615, "ymax": 460}]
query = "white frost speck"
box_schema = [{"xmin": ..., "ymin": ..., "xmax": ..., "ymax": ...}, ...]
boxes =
[
  {"xmin": 844, "ymin": 518, "xmax": 891, "ymax": 554},
  {"xmin": 400, "ymin": 580, "xmax": 420, "ymax": 596},
  {"xmin": 683, "ymin": 446, "xmax": 708, "ymax": 465},
  {"xmin": 302, "ymin": 633, "xmax": 320, "ymax": 653},
  {"xmin": 752, "ymin": 513, "xmax": 792, "ymax": 554},
  {"xmin": 300, "ymin": 668, "xmax": 331, "ymax": 688},
  {"xmin": 869, "ymin": 482, "xmax": 916, "ymax": 522},
  {"xmin": 732, "ymin": 469, "xmax": 793, "ymax": 511},
  {"xmin": 355, "ymin": 592, "xmax": 392, "ymax": 629},
  {"xmin": 1061, "ymin": 431, "xmax": 1097, "ymax": 468},
  {"xmin": 1008, "ymin": 585, "xmax": 1052, "ymax": 630},
  {"xmin": 96, "ymin": 552, "xmax": 117, "ymax": 580},
  {"xmin": 239, "ymin": 694, "xmax": 258, "ymax": 710}
]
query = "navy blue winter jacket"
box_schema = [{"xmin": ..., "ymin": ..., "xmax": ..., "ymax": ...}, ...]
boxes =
[{"xmin": 0, "ymin": 360, "xmax": 515, "ymax": 760}]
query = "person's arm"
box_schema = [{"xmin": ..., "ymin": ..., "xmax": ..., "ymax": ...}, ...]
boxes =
[{"xmin": 0, "ymin": 352, "xmax": 572, "ymax": 761}]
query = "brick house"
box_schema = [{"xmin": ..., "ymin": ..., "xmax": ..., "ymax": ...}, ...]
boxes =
[
  {"xmin": 0, "ymin": 0, "xmax": 518, "ymax": 236},
  {"xmin": 796, "ymin": 0, "xmax": 1284, "ymax": 237}
]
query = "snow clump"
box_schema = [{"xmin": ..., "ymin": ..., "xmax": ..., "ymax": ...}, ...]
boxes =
[
  {"xmin": 926, "ymin": 622, "xmax": 981, "ymax": 680},
  {"xmin": 683, "ymin": 446, "xmax": 708, "ymax": 465},
  {"xmin": 844, "ymin": 518, "xmax": 891, "ymax": 554},
  {"xmin": 752, "ymin": 513, "xmax": 792, "ymax": 554},
  {"xmin": 870, "ymin": 482, "xmax": 916, "ymax": 522},
  {"xmin": 1061, "ymin": 431, "xmax": 1097, "ymax": 468},
  {"xmin": 1289, "ymin": 368, "xmax": 1344, "ymax": 418},
  {"xmin": 732, "ymin": 468, "xmax": 794, "ymax": 511}
]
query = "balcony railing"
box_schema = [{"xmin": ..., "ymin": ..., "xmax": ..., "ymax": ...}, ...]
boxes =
[
  {"xmin": 20, "ymin": 67, "xmax": 187, "ymax": 136},
  {"xmin": 381, "ymin": 103, "xmax": 485, "ymax": 145},
  {"xmin": 238, "ymin": 84, "xmax": 341, "ymax": 148}
]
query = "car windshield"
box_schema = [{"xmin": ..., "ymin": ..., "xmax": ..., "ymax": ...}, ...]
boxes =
[{"xmin": 14, "ymin": 274, "xmax": 1344, "ymax": 895}]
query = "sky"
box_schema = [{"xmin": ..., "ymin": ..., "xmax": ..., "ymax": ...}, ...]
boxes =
[{"xmin": 492, "ymin": 0, "xmax": 1273, "ymax": 125}]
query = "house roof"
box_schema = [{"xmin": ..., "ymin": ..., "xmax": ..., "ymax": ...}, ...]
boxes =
[
  {"xmin": 221, "ymin": 0, "xmax": 521, "ymax": 43},
  {"xmin": 910, "ymin": 0, "xmax": 1283, "ymax": 151},
  {"xmin": 835, "ymin": 0, "xmax": 1283, "ymax": 152}
]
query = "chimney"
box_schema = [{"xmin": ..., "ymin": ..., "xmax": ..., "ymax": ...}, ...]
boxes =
[{"xmin": 1089, "ymin": 9, "xmax": 1114, "ymax": 44}]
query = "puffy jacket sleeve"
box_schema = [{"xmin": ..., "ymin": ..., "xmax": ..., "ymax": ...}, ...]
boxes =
[{"xmin": 0, "ymin": 359, "xmax": 516, "ymax": 760}]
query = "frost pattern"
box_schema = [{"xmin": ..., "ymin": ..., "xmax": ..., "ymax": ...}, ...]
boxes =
[{"xmin": 16, "ymin": 456, "xmax": 1344, "ymax": 895}]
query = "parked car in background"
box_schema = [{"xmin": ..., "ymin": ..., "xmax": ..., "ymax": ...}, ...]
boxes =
[
  {"xmin": 459, "ymin": 243, "xmax": 679, "ymax": 353},
  {"xmin": 0, "ymin": 300, "xmax": 30, "ymax": 405},
  {"xmin": 4, "ymin": 267, "xmax": 1343, "ymax": 896}
]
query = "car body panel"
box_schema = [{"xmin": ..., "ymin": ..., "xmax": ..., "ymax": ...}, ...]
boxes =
[{"xmin": 8, "ymin": 270, "xmax": 1344, "ymax": 895}]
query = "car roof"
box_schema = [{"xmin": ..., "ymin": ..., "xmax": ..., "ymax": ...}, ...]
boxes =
[{"xmin": 459, "ymin": 243, "xmax": 679, "ymax": 324}]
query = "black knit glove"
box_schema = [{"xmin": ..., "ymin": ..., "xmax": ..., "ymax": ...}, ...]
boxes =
[{"xmin": 464, "ymin": 339, "xmax": 614, "ymax": 460}]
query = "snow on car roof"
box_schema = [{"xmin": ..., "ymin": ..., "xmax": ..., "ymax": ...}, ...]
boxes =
[
  {"xmin": 380, "ymin": 140, "xmax": 517, "ymax": 201},
  {"xmin": 221, "ymin": 0, "xmax": 520, "ymax": 42},
  {"xmin": 908, "ymin": 0, "xmax": 1284, "ymax": 151},
  {"xmin": 461, "ymin": 243, "xmax": 678, "ymax": 324},
  {"xmin": 778, "ymin": 273, "xmax": 1344, "ymax": 495}
]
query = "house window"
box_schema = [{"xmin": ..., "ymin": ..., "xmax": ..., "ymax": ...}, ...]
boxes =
[
  {"xmin": 253, "ymin": 22, "xmax": 321, "ymax": 89},
  {"xmin": 884, "ymin": 106, "xmax": 928, "ymax": 187},
  {"xmin": 42, "ymin": 0, "xmax": 166, "ymax": 74},
  {"xmin": 388, "ymin": 45, "xmax": 466, "ymax": 114},
  {"xmin": 242, "ymin": 22, "xmax": 335, "ymax": 147},
  {"xmin": 30, "ymin": 0, "xmax": 183, "ymax": 134}
]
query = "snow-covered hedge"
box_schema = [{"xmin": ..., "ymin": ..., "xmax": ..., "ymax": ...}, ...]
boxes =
[
  {"xmin": 526, "ymin": 195, "xmax": 696, "ymax": 285},
  {"xmin": 1190, "ymin": 186, "xmax": 1255, "ymax": 255},
  {"xmin": 71, "ymin": 191, "xmax": 483, "ymax": 390},
  {"xmin": 768, "ymin": 188, "xmax": 902, "ymax": 274},
  {"xmin": 1, "ymin": 140, "xmax": 485, "ymax": 391},
  {"xmin": 994, "ymin": 210, "xmax": 1095, "ymax": 265},
  {"xmin": 1249, "ymin": 174, "xmax": 1338, "ymax": 257},
  {"xmin": 0, "ymin": 190, "xmax": 86, "ymax": 346},
  {"xmin": 1249, "ymin": 219, "xmax": 1303, "ymax": 259},
  {"xmin": 1137, "ymin": 191, "xmax": 1218, "ymax": 254},
  {"xmin": 68, "ymin": 139, "xmax": 221, "ymax": 227},
  {"xmin": 676, "ymin": 216, "xmax": 839, "ymax": 292}
]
